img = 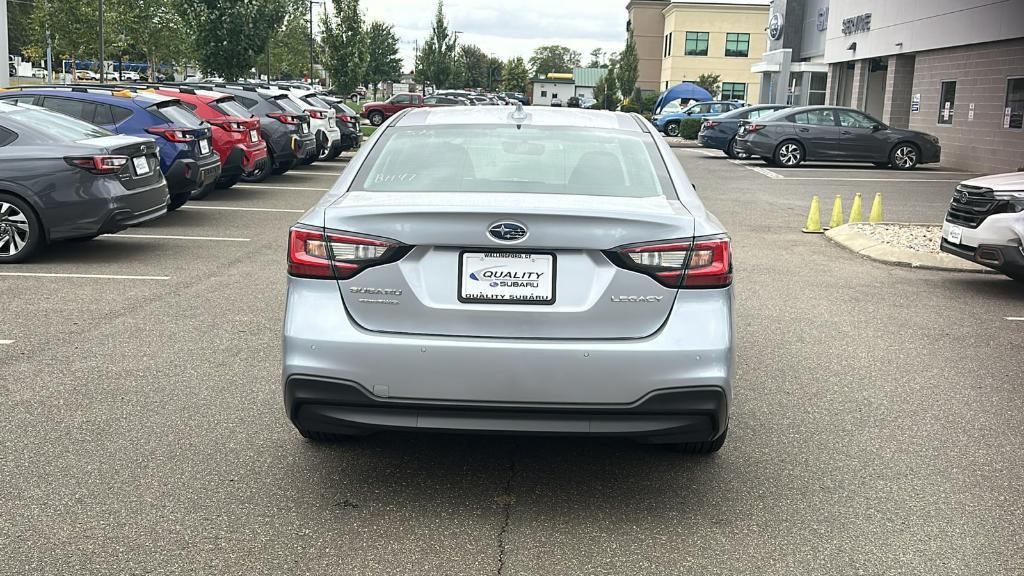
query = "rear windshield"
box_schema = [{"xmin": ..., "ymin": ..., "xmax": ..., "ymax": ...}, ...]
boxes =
[
  {"xmin": 273, "ymin": 95, "xmax": 305, "ymax": 114},
  {"xmin": 148, "ymin": 101, "xmax": 204, "ymax": 127},
  {"xmin": 212, "ymin": 98, "xmax": 253, "ymax": 118},
  {"xmin": 304, "ymin": 95, "xmax": 331, "ymax": 109},
  {"xmin": 352, "ymin": 125, "xmax": 672, "ymax": 198},
  {"xmin": 4, "ymin": 107, "xmax": 113, "ymax": 142}
]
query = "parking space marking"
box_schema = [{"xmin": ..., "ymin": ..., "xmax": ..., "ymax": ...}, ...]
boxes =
[
  {"xmin": 0, "ymin": 272, "xmax": 170, "ymax": 280},
  {"xmin": 105, "ymin": 234, "xmax": 250, "ymax": 242},
  {"xmin": 779, "ymin": 177, "xmax": 962, "ymax": 182},
  {"xmin": 0, "ymin": 340, "xmax": 13, "ymax": 345},
  {"xmin": 1005, "ymin": 317, "xmax": 1024, "ymax": 321},
  {"xmin": 234, "ymin": 184, "xmax": 330, "ymax": 191},
  {"xmin": 282, "ymin": 170, "xmax": 344, "ymax": 176},
  {"xmin": 181, "ymin": 205, "xmax": 304, "ymax": 214},
  {"xmin": 727, "ymin": 159, "xmax": 784, "ymax": 179}
]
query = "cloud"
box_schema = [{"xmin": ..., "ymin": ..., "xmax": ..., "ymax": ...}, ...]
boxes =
[{"xmin": 361, "ymin": 0, "xmax": 627, "ymax": 71}]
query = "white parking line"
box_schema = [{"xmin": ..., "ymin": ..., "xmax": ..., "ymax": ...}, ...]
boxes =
[
  {"xmin": 1005, "ymin": 317, "xmax": 1024, "ymax": 321},
  {"xmin": 181, "ymin": 205, "xmax": 304, "ymax": 214},
  {"xmin": 234, "ymin": 184, "xmax": 330, "ymax": 191},
  {"xmin": 282, "ymin": 170, "xmax": 344, "ymax": 176},
  {"xmin": 0, "ymin": 340, "xmax": 13, "ymax": 345},
  {"xmin": 0, "ymin": 272, "xmax": 170, "ymax": 280},
  {"xmin": 728, "ymin": 159, "xmax": 784, "ymax": 179},
  {"xmin": 105, "ymin": 234, "xmax": 250, "ymax": 242},
  {"xmin": 779, "ymin": 177, "xmax": 962, "ymax": 182}
]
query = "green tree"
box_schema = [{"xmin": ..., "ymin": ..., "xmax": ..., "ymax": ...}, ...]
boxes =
[
  {"xmin": 416, "ymin": 1, "xmax": 457, "ymax": 89},
  {"xmin": 184, "ymin": 0, "xmax": 292, "ymax": 80},
  {"xmin": 695, "ymin": 72, "xmax": 722, "ymax": 99},
  {"xmin": 528, "ymin": 45, "xmax": 580, "ymax": 77},
  {"xmin": 587, "ymin": 47, "xmax": 605, "ymax": 68},
  {"xmin": 106, "ymin": 0, "xmax": 191, "ymax": 80},
  {"xmin": 266, "ymin": 8, "xmax": 312, "ymax": 80},
  {"xmin": 365, "ymin": 21, "xmax": 402, "ymax": 99},
  {"xmin": 593, "ymin": 63, "xmax": 621, "ymax": 110},
  {"xmin": 7, "ymin": 0, "xmax": 37, "ymax": 59},
  {"xmin": 617, "ymin": 31, "xmax": 639, "ymax": 103},
  {"xmin": 321, "ymin": 0, "xmax": 367, "ymax": 92},
  {"xmin": 29, "ymin": 0, "xmax": 97, "ymax": 78},
  {"xmin": 485, "ymin": 55, "xmax": 502, "ymax": 91},
  {"xmin": 501, "ymin": 56, "xmax": 529, "ymax": 93},
  {"xmin": 454, "ymin": 44, "xmax": 488, "ymax": 88}
]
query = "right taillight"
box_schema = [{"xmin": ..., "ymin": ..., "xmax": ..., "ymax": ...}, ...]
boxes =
[
  {"xmin": 268, "ymin": 112, "xmax": 301, "ymax": 125},
  {"xmin": 606, "ymin": 235, "xmax": 732, "ymax": 289},
  {"xmin": 288, "ymin": 226, "xmax": 409, "ymax": 279},
  {"xmin": 745, "ymin": 123, "xmax": 765, "ymax": 133},
  {"xmin": 64, "ymin": 155, "xmax": 129, "ymax": 175}
]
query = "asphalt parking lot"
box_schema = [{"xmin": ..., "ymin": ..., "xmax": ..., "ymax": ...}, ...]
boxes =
[{"xmin": 2, "ymin": 148, "xmax": 1022, "ymax": 575}]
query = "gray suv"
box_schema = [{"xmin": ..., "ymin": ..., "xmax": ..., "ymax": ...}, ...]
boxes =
[{"xmin": 282, "ymin": 106, "xmax": 734, "ymax": 453}]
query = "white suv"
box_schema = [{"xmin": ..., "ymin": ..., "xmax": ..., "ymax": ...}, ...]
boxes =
[{"xmin": 941, "ymin": 172, "xmax": 1024, "ymax": 281}]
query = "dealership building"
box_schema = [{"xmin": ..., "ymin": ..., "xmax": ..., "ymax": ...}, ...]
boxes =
[{"xmin": 753, "ymin": 0, "xmax": 1024, "ymax": 173}]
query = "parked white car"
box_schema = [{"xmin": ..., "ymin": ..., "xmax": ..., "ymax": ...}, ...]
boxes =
[
  {"xmin": 941, "ymin": 172, "xmax": 1024, "ymax": 281},
  {"xmin": 31, "ymin": 68, "xmax": 47, "ymax": 79}
]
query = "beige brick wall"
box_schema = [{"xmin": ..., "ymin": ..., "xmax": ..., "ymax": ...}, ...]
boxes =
[{"xmin": 907, "ymin": 38, "xmax": 1024, "ymax": 174}]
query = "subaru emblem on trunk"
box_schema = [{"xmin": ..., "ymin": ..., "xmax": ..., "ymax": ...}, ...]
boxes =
[{"xmin": 488, "ymin": 221, "xmax": 528, "ymax": 243}]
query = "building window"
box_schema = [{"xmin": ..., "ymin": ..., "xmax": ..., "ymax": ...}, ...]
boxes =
[
  {"xmin": 552, "ymin": 93, "xmax": 558, "ymax": 99},
  {"xmin": 1005, "ymin": 77, "xmax": 1023, "ymax": 129},
  {"xmin": 541, "ymin": 90, "xmax": 547, "ymax": 97},
  {"xmin": 938, "ymin": 80, "xmax": 956, "ymax": 125},
  {"xmin": 808, "ymin": 72, "xmax": 827, "ymax": 105},
  {"xmin": 684, "ymin": 32, "xmax": 709, "ymax": 56},
  {"xmin": 721, "ymin": 82, "xmax": 746, "ymax": 101},
  {"xmin": 663, "ymin": 32, "xmax": 673, "ymax": 58},
  {"xmin": 725, "ymin": 33, "xmax": 750, "ymax": 57}
]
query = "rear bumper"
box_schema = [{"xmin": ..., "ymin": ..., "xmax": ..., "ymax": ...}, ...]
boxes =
[
  {"xmin": 221, "ymin": 143, "xmax": 269, "ymax": 177},
  {"xmin": 697, "ymin": 132, "xmax": 729, "ymax": 151},
  {"xmin": 282, "ymin": 277, "xmax": 733, "ymax": 438},
  {"xmin": 286, "ymin": 376, "xmax": 727, "ymax": 442},
  {"xmin": 47, "ymin": 177, "xmax": 169, "ymax": 241},
  {"xmin": 165, "ymin": 155, "xmax": 221, "ymax": 196},
  {"xmin": 733, "ymin": 136, "xmax": 772, "ymax": 157}
]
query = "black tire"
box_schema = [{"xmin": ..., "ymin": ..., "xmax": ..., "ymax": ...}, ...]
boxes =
[
  {"xmin": 240, "ymin": 156, "xmax": 271, "ymax": 183},
  {"xmin": 317, "ymin": 141, "xmax": 332, "ymax": 161},
  {"xmin": 890, "ymin": 142, "xmax": 920, "ymax": 170},
  {"xmin": 668, "ymin": 429, "xmax": 728, "ymax": 454},
  {"xmin": 0, "ymin": 193, "xmax": 44, "ymax": 263},
  {"xmin": 726, "ymin": 137, "xmax": 749, "ymax": 159},
  {"xmin": 167, "ymin": 192, "xmax": 188, "ymax": 211},
  {"xmin": 190, "ymin": 181, "xmax": 215, "ymax": 200},
  {"xmin": 272, "ymin": 158, "xmax": 297, "ymax": 175},
  {"xmin": 773, "ymin": 140, "xmax": 804, "ymax": 168},
  {"xmin": 664, "ymin": 121, "xmax": 681, "ymax": 137},
  {"xmin": 368, "ymin": 111, "xmax": 385, "ymax": 126},
  {"xmin": 299, "ymin": 153, "xmax": 316, "ymax": 166},
  {"xmin": 215, "ymin": 176, "xmax": 239, "ymax": 189}
]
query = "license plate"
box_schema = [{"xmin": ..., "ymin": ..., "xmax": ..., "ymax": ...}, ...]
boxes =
[
  {"xmin": 328, "ymin": 117, "xmax": 335, "ymax": 127},
  {"xmin": 947, "ymin": 224, "xmax": 963, "ymax": 244},
  {"xmin": 459, "ymin": 252, "xmax": 555, "ymax": 305},
  {"xmin": 249, "ymin": 129, "xmax": 258, "ymax": 142},
  {"xmin": 132, "ymin": 156, "xmax": 151, "ymax": 176},
  {"xmin": 300, "ymin": 123, "xmax": 309, "ymax": 134},
  {"xmin": 199, "ymin": 138, "xmax": 210, "ymax": 155}
]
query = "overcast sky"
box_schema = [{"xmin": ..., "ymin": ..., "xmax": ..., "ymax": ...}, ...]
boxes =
[{"xmin": 358, "ymin": 0, "xmax": 628, "ymax": 72}]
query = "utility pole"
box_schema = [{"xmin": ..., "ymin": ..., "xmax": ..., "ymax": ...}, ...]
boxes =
[
  {"xmin": 98, "ymin": 0, "xmax": 105, "ymax": 79},
  {"xmin": 45, "ymin": 0, "xmax": 53, "ymax": 84},
  {"xmin": 308, "ymin": 0, "xmax": 314, "ymax": 83},
  {"xmin": 0, "ymin": 0, "xmax": 9, "ymax": 87}
]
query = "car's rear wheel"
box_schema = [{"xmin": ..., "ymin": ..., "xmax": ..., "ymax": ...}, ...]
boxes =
[
  {"xmin": 773, "ymin": 140, "xmax": 804, "ymax": 167},
  {"xmin": 317, "ymin": 142, "xmax": 332, "ymax": 161},
  {"xmin": 668, "ymin": 429, "xmax": 728, "ymax": 454},
  {"xmin": 726, "ymin": 137, "xmax": 749, "ymax": 159},
  {"xmin": 240, "ymin": 156, "xmax": 271, "ymax": 183},
  {"xmin": 368, "ymin": 111, "xmax": 385, "ymax": 126},
  {"xmin": 890, "ymin": 143, "xmax": 919, "ymax": 170},
  {"xmin": 190, "ymin": 181, "xmax": 215, "ymax": 200},
  {"xmin": 215, "ymin": 176, "xmax": 239, "ymax": 189},
  {"xmin": 0, "ymin": 193, "xmax": 43, "ymax": 263},
  {"xmin": 272, "ymin": 158, "xmax": 297, "ymax": 175},
  {"xmin": 167, "ymin": 192, "xmax": 189, "ymax": 211},
  {"xmin": 664, "ymin": 121, "xmax": 681, "ymax": 137}
]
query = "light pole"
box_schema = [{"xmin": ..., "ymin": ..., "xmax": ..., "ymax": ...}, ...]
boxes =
[
  {"xmin": 308, "ymin": 0, "xmax": 322, "ymax": 84},
  {"xmin": 451, "ymin": 30, "xmax": 462, "ymax": 89},
  {"xmin": 0, "ymin": 0, "xmax": 8, "ymax": 87},
  {"xmin": 98, "ymin": 0, "xmax": 105, "ymax": 79}
]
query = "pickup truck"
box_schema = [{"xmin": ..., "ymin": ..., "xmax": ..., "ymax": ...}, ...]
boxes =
[{"xmin": 360, "ymin": 93, "xmax": 425, "ymax": 126}]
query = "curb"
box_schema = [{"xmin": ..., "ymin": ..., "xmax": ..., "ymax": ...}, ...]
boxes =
[
  {"xmin": 664, "ymin": 138, "xmax": 701, "ymax": 148},
  {"xmin": 824, "ymin": 223, "xmax": 995, "ymax": 274}
]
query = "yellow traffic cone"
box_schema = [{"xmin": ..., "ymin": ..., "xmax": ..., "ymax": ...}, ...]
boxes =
[
  {"xmin": 869, "ymin": 192, "xmax": 884, "ymax": 223},
  {"xmin": 848, "ymin": 193, "xmax": 864, "ymax": 224},
  {"xmin": 827, "ymin": 195, "xmax": 844, "ymax": 229},
  {"xmin": 802, "ymin": 195, "xmax": 824, "ymax": 234}
]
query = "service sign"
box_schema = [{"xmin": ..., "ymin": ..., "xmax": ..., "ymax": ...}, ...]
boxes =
[{"xmin": 842, "ymin": 13, "xmax": 871, "ymax": 35}]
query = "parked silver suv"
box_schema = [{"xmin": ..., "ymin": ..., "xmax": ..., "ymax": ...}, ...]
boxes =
[
  {"xmin": 941, "ymin": 172, "xmax": 1024, "ymax": 281},
  {"xmin": 282, "ymin": 106, "xmax": 734, "ymax": 453}
]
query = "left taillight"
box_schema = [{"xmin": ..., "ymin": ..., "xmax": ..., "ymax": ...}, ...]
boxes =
[
  {"xmin": 308, "ymin": 109, "xmax": 327, "ymax": 120},
  {"xmin": 606, "ymin": 235, "xmax": 732, "ymax": 289},
  {"xmin": 703, "ymin": 120, "xmax": 719, "ymax": 129},
  {"xmin": 64, "ymin": 155, "xmax": 129, "ymax": 175},
  {"xmin": 146, "ymin": 127, "xmax": 195, "ymax": 142},
  {"xmin": 337, "ymin": 114, "xmax": 354, "ymax": 123},
  {"xmin": 288, "ymin": 226, "xmax": 408, "ymax": 280}
]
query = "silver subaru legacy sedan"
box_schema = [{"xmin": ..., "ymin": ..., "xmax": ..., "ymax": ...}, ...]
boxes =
[{"xmin": 283, "ymin": 105, "xmax": 734, "ymax": 453}]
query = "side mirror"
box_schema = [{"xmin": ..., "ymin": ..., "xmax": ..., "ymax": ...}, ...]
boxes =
[{"xmin": 871, "ymin": 123, "xmax": 884, "ymax": 132}]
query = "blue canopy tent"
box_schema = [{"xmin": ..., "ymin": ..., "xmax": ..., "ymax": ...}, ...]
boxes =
[{"xmin": 654, "ymin": 82, "xmax": 713, "ymax": 114}]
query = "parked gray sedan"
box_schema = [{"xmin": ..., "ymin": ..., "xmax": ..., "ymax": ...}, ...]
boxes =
[
  {"xmin": 734, "ymin": 105, "xmax": 941, "ymax": 169},
  {"xmin": 0, "ymin": 102, "xmax": 168, "ymax": 262},
  {"xmin": 283, "ymin": 106, "xmax": 734, "ymax": 453}
]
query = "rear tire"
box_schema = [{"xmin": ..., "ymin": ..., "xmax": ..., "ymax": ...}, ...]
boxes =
[
  {"xmin": 368, "ymin": 111, "xmax": 385, "ymax": 126},
  {"xmin": 167, "ymin": 192, "xmax": 188, "ymax": 211},
  {"xmin": 190, "ymin": 181, "xmax": 215, "ymax": 200},
  {"xmin": 726, "ymin": 137, "xmax": 749, "ymax": 159},
  {"xmin": 240, "ymin": 156, "xmax": 271, "ymax": 183},
  {"xmin": 273, "ymin": 158, "xmax": 297, "ymax": 175},
  {"xmin": 773, "ymin": 140, "xmax": 804, "ymax": 167},
  {"xmin": 0, "ymin": 193, "xmax": 43, "ymax": 263},
  {"xmin": 664, "ymin": 121, "xmax": 681, "ymax": 137},
  {"xmin": 668, "ymin": 429, "xmax": 728, "ymax": 454},
  {"xmin": 215, "ymin": 176, "xmax": 239, "ymax": 189}
]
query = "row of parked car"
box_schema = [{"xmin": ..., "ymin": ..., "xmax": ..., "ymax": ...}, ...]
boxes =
[
  {"xmin": 358, "ymin": 90, "xmax": 527, "ymax": 126},
  {"xmin": 653, "ymin": 100, "xmax": 941, "ymax": 170},
  {"xmin": 0, "ymin": 82, "xmax": 363, "ymax": 263}
]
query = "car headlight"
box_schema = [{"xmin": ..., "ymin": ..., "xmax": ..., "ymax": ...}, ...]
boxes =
[{"xmin": 993, "ymin": 191, "xmax": 1024, "ymax": 200}]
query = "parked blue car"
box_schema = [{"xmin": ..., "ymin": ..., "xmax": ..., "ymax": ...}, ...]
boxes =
[
  {"xmin": 0, "ymin": 87, "xmax": 221, "ymax": 210},
  {"xmin": 697, "ymin": 104, "xmax": 791, "ymax": 158},
  {"xmin": 652, "ymin": 100, "xmax": 744, "ymax": 137}
]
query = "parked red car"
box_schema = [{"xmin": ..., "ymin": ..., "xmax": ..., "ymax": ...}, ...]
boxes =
[
  {"xmin": 130, "ymin": 85, "xmax": 270, "ymax": 192},
  {"xmin": 360, "ymin": 92, "xmax": 426, "ymax": 126}
]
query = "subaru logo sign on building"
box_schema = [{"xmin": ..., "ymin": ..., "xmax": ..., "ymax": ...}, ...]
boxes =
[
  {"xmin": 488, "ymin": 221, "xmax": 528, "ymax": 243},
  {"xmin": 768, "ymin": 11, "xmax": 784, "ymax": 41}
]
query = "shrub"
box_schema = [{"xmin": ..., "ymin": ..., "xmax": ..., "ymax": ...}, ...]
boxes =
[{"xmin": 679, "ymin": 118, "xmax": 702, "ymax": 140}]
